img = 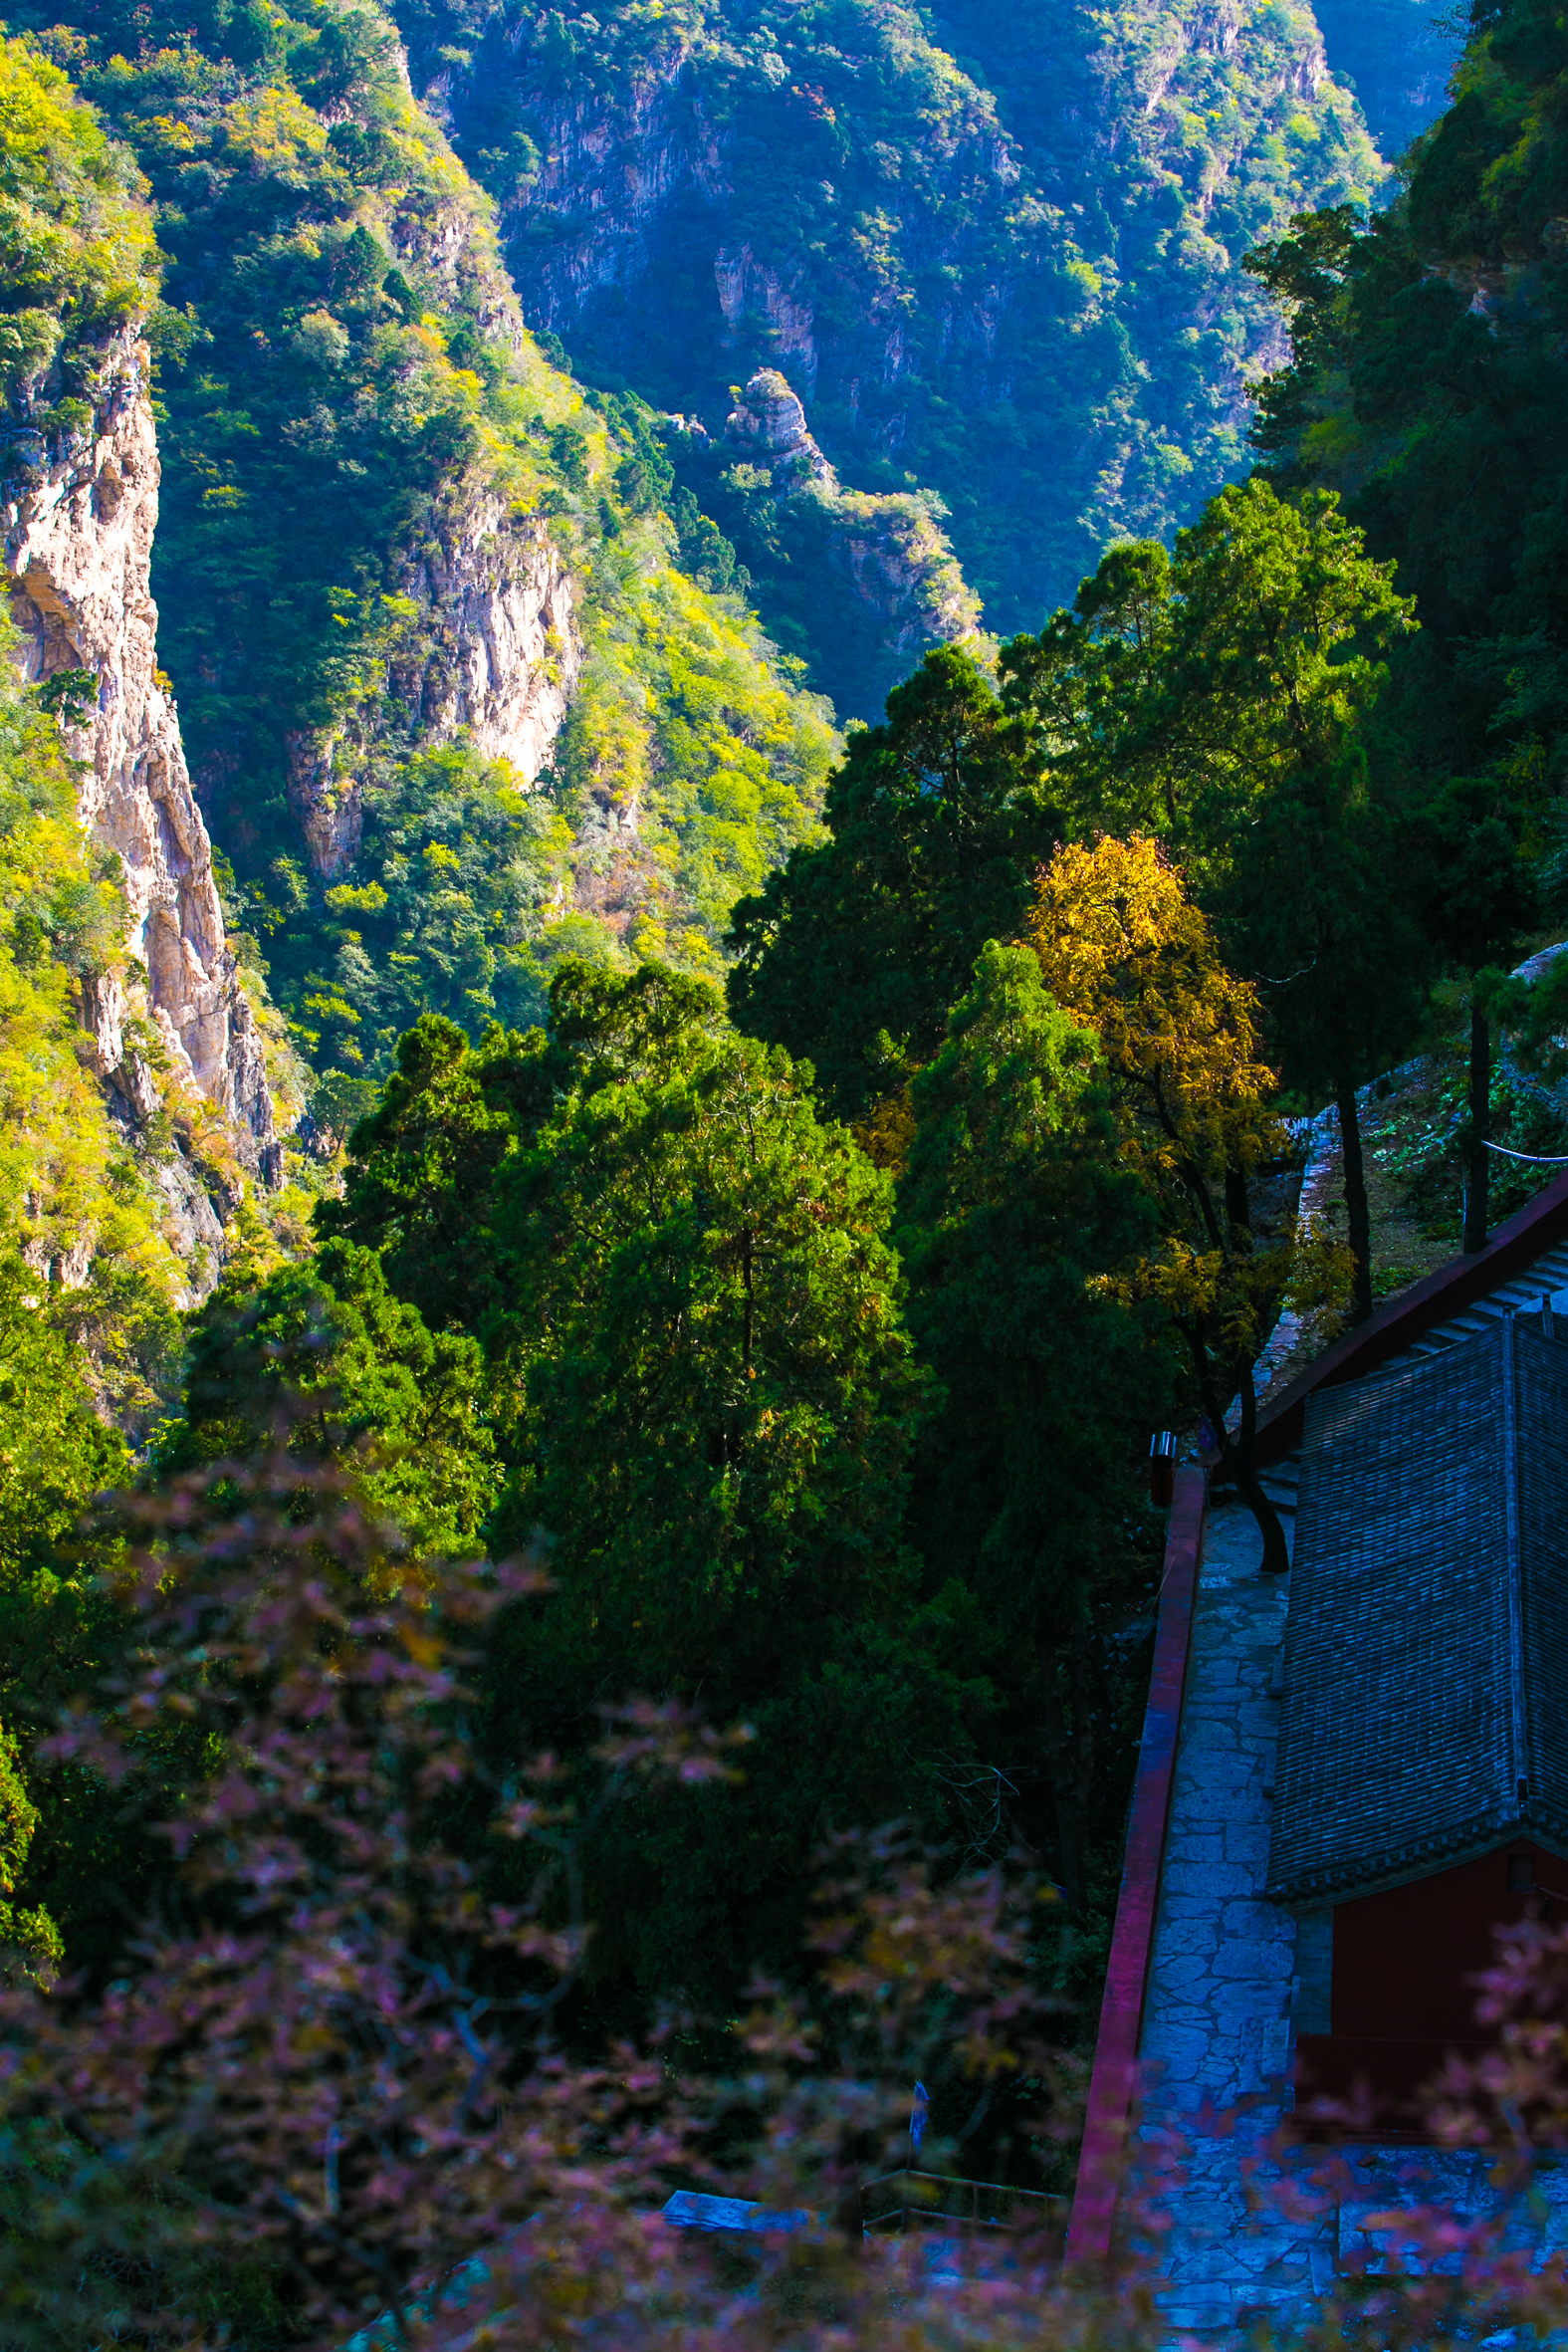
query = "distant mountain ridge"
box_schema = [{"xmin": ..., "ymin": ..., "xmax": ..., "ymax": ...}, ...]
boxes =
[
  {"xmin": 394, "ymin": 0, "xmax": 1440, "ymax": 710},
  {"xmin": 1312, "ymin": 0, "xmax": 1458, "ymax": 161}
]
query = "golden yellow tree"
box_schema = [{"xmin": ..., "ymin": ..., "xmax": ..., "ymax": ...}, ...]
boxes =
[{"xmin": 1029, "ymin": 832, "xmax": 1348, "ymax": 1572}]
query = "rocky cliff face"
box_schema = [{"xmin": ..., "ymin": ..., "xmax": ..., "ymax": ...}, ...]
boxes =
[
  {"xmin": 287, "ymin": 486, "xmax": 582, "ymax": 881},
  {"xmin": 718, "ymin": 369, "xmax": 981, "ymax": 668},
  {"xmin": 2, "ymin": 330, "xmax": 279, "ymax": 1180},
  {"xmin": 397, "ymin": 493, "xmax": 579, "ymax": 777},
  {"xmin": 407, "ymin": 0, "xmax": 1383, "ymax": 647},
  {"xmin": 1310, "ymin": 0, "xmax": 1459, "ymax": 159}
]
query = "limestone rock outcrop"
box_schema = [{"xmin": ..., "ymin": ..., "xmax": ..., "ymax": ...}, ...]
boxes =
[
  {"xmin": 720, "ymin": 368, "xmax": 981, "ymax": 663},
  {"xmin": 283, "ymin": 490, "xmax": 581, "ymax": 881},
  {"xmin": 396, "ymin": 493, "xmax": 581, "ymax": 779},
  {"xmin": 723, "ymin": 370, "xmax": 833, "ymax": 481},
  {"xmin": 2, "ymin": 330, "xmax": 279, "ymax": 1179}
]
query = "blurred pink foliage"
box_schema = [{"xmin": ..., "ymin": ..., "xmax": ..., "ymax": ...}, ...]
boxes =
[
  {"xmin": 8, "ymin": 1442, "xmax": 1568, "ymax": 2351},
  {"xmin": 0, "ymin": 1453, "xmax": 1104, "ymax": 2352}
]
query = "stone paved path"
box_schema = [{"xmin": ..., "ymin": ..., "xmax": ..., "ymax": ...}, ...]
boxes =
[
  {"xmin": 1132, "ymin": 1497, "xmax": 1568, "ymax": 2338},
  {"xmin": 1134, "ymin": 1498, "xmax": 1324, "ymax": 2334}
]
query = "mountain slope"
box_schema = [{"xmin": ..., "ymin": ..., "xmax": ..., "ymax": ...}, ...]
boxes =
[
  {"xmin": 13, "ymin": 0, "xmax": 837, "ymax": 1130},
  {"xmin": 0, "ymin": 33, "xmax": 295, "ymax": 1376},
  {"xmin": 395, "ymin": 0, "xmax": 1383, "ymax": 704},
  {"xmin": 1311, "ymin": 0, "xmax": 1458, "ymax": 159}
]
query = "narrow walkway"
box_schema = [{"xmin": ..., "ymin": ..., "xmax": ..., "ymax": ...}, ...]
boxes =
[
  {"xmin": 1132, "ymin": 1495, "xmax": 1568, "ymax": 2337},
  {"xmin": 1134, "ymin": 1497, "xmax": 1323, "ymax": 2331}
]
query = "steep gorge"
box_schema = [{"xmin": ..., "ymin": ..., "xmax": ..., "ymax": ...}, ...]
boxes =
[
  {"xmin": 0, "ymin": 0, "xmax": 1461, "ymax": 1175},
  {"xmin": 401, "ymin": 0, "xmax": 1390, "ymax": 705},
  {"xmin": 1, "ymin": 0, "xmax": 837, "ymax": 1137}
]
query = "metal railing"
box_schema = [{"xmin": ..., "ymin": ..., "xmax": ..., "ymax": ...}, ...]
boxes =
[{"xmin": 858, "ymin": 2168, "xmax": 1061, "ymax": 2236}]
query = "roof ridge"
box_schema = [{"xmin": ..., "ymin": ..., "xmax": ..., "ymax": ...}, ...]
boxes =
[{"xmin": 1253, "ymin": 1171, "xmax": 1568, "ymax": 1465}]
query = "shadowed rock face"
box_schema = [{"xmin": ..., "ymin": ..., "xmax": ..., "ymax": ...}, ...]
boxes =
[
  {"xmin": 2, "ymin": 329, "xmax": 279, "ymax": 1179},
  {"xmin": 411, "ymin": 0, "xmax": 1384, "ymax": 656},
  {"xmin": 1310, "ymin": 0, "xmax": 1460, "ymax": 160}
]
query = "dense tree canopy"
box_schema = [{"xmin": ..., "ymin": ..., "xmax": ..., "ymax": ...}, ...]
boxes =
[
  {"xmin": 1001, "ymin": 478, "xmax": 1423, "ymax": 1311},
  {"xmin": 1243, "ymin": 0, "xmax": 1568, "ymax": 1248},
  {"xmin": 726, "ymin": 646, "xmax": 1057, "ymax": 1124},
  {"xmin": 15, "ymin": 13, "xmax": 1568, "ymax": 2328},
  {"xmin": 1029, "ymin": 833, "xmax": 1350, "ymax": 1572},
  {"xmin": 897, "ymin": 940, "xmax": 1169, "ymax": 1905}
]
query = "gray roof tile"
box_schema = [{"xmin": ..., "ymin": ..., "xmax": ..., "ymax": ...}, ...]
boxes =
[{"xmin": 1267, "ymin": 1312, "xmax": 1568, "ymax": 1904}]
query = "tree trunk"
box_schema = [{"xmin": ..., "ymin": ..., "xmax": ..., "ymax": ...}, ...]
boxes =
[
  {"xmin": 1232, "ymin": 1360, "xmax": 1291, "ymax": 1576},
  {"xmin": 1225, "ymin": 1163, "xmax": 1251, "ymax": 1238},
  {"xmin": 1464, "ymin": 998, "xmax": 1490, "ymax": 1255},
  {"xmin": 1198, "ymin": 1346, "xmax": 1291, "ymax": 1578},
  {"xmin": 1336, "ymin": 1080, "xmax": 1374, "ymax": 1324}
]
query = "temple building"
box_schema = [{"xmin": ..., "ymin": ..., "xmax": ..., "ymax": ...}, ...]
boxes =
[{"xmin": 1068, "ymin": 1174, "xmax": 1568, "ymax": 2333}]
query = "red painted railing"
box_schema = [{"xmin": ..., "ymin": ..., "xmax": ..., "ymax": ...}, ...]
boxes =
[{"xmin": 1064, "ymin": 1464, "xmax": 1206, "ymax": 2267}]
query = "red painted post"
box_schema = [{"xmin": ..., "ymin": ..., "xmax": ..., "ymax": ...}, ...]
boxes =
[{"xmin": 1064, "ymin": 1463, "xmax": 1206, "ymax": 2268}]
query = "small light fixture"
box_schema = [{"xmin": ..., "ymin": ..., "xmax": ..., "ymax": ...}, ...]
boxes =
[{"xmin": 1149, "ymin": 1431, "xmax": 1178, "ymax": 1508}]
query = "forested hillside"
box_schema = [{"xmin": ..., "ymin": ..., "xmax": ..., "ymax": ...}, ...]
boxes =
[
  {"xmin": 11, "ymin": 0, "xmax": 837, "ymax": 1143},
  {"xmin": 399, "ymin": 0, "xmax": 1387, "ymax": 709},
  {"xmin": 9, "ymin": 1, "xmax": 1568, "ymax": 2344},
  {"xmin": 1312, "ymin": 0, "xmax": 1459, "ymax": 156}
]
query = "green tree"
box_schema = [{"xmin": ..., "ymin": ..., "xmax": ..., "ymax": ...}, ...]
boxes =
[
  {"xmin": 726, "ymin": 646, "xmax": 1057, "ymax": 1125},
  {"xmin": 480, "ymin": 963, "xmax": 967, "ymax": 2011},
  {"xmin": 1244, "ymin": 0, "xmax": 1568, "ymax": 1243},
  {"xmin": 1404, "ymin": 770, "xmax": 1542, "ymax": 1252},
  {"xmin": 165, "ymin": 1236, "xmax": 500, "ymax": 1560},
  {"xmin": 286, "ymin": 740, "xmax": 572, "ymax": 1085},
  {"xmin": 319, "ymin": 1009, "xmax": 565, "ymax": 1338},
  {"xmin": 1004, "ymin": 479, "xmax": 1414, "ymax": 876},
  {"xmin": 0, "ymin": 1257, "xmax": 148, "ymax": 1979},
  {"xmin": 1004, "ymin": 478, "xmax": 1420, "ymax": 1306},
  {"xmin": 0, "ymin": 1256, "xmax": 127, "ymax": 1577},
  {"xmin": 0, "ymin": 1718, "xmax": 61, "ymax": 1976},
  {"xmin": 487, "ymin": 964, "xmax": 924, "ymax": 1624},
  {"xmin": 1227, "ymin": 768, "xmax": 1429, "ymax": 1316},
  {"xmin": 896, "ymin": 940, "xmax": 1170, "ymax": 1909},
  {"xmin": 327, "ymin": 962, "xmax": 988, "ymax": 2015}
]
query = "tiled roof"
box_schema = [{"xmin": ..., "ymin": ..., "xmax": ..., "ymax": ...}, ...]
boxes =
[
  {"xmin": 1254, "ymin": 1173, "xmax": 1568, "ymax": 1465},
  {"xmin": 1267, "ymin": 1311, "xmax": 1568, "ymax": 1906},
  {"xmin": 1372, "ymin": 1241, "xmax": 1568, "ymax": 1376}
]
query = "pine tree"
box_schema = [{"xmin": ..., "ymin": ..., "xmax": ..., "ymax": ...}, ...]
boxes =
[
  {"xmin": 726, "ymin": 646, "xmax": 1055, "ymax": 1124},
  {"xmin": 896, "ymin": 940, "xmax": 1171, "ymax": 1907}
]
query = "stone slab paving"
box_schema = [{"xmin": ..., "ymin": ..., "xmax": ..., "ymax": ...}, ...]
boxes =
[
  {"xmin": 1134, "ymin": 1496, "xmax": 1319, "ymax": 2335},
  {"xmin": 1132, "ymin": 1498, "xmax": 1568, "ymax": 2340}
]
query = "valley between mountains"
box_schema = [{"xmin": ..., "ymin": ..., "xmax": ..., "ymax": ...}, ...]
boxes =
[{"xmin": 26, "ymin": 0, "xmax": 1568, "ymax": 2338}]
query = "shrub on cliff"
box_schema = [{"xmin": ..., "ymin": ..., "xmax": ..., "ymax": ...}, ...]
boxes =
[
  {"xmin": 0, "ymin": 35, "xmax": 156, "ymax": 406},
  {"xmin": 0, "ymin": 630, "xmax": 183, "ymax": 1402}
]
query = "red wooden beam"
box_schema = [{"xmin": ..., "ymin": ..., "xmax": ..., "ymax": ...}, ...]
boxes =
[{"xmin": 1064, "ymin": 1464, "xmax": 1206, "ymax": 2268}]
